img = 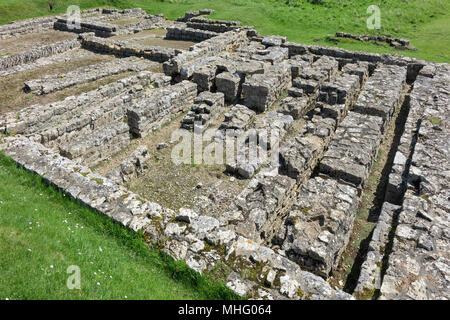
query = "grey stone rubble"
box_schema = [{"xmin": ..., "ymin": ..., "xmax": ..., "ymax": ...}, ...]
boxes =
[
  {"xmin": 190, "ymin": 54, "xmax": 268, "ymax": 100},
  {"xmin": 318, "ymin": 111, "xmax": 385, "ymax": 188},
  {"xmin": 222, "ymin": 169, "xmax": 296, "ymax": 243},
  {"xmin": 226, "ymin": 111, "xmax": 293, "ymax": 179},
  {"xmin": 166, "ymin": 26, "xmax": 219, "ymax": 42},
  {"xmin": 106, "ymin": 145, "xmax": 150, "ymax": 184},
  {"xmin": 189, "ymin": 17, "xmax": 240, "ymax": 27},
  {"xmin": 0, "ymin": 136, "xmax": 353, "ymax": 300},
  {"xmin": 384, "ymin": 67, "xmax": 446, "ymax": 204},
  {"xmin": 0, "ymin": 38, "xmax": 80, "ymax": 71},
  {"xmin": 181, "ymin": 91, "xmax": 225, "ymax": 131},
  {"xmin": 341, "ymin": 61, "xmax": 369, "ymax": 85},
  {"xmin": 223, "ymin": 53, "xmax": 365, "ymax": 259},
  {"xmin": 24, "ymin": 57, "xmax": 154, "ymax": 95}
]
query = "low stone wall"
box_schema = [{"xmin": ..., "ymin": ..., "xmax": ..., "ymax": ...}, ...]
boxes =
[
  {"xmin": 281, "ymin": 41, "xmax": 425, "ymax": 82},
  {"xmin": 186, "ymin": 22, "xmax": 241, "ymax": 33},
  {"xmin": 176, "ymin": 9, "xmax": 215, "ymax": 22},
  {"xmin": 319, "ymin": 73, "xmax": 361, "ymax": 107},
  {"xmin": 377, "ymin": 65, "xmax": 449, "ymax": 300},
  {"xmin": 127, "ymin": 81, "xmax": 198, "ymax": 137},
  {"xmin": 319, "ymin": 65, "xmax": 407, "ymax": 188},
  {"xmin": 336, "ymin": 32, "xmax": 411, "ymax": 48},
  {"xmin": 353, "ymin": 202, "xmax": 400, "ymax": 299},
  {"xmin": 79, "ymin": 33, "xmax": 178, "ymax": 63},
  {"xmin": 242, "ymin": 62, "xmax": 291, "ymax": 112},
  {"xmin": 0, "ymin": 71, "xmax": 164, "ymax": 136},
  {"xmin": 352, "ymin": 64, "xmax": 407, "ymax": 131},
  {"xmin": 0, "ymin": 136, "xmax": 353, "ymax": 300},
  {"xmin": 54, "ymin": 18, "xmax": 118, "ymax": 37},
  {"xmin": 24, "ymin": 57, "xmax": 153, "ymax": 95},
  {"xmin": 384, "ymin": 68, "xmax": 440, "ymax": 204},
  {"xmin": 0, "ymin": 16, "xmax": 56, "ymax": 39},
  {"xmin": 163, "ymin": 30, "xmax": 248, "ymax": 78},
  {"xmin": 319, "ymin": 111, "xmax": 384, "ymax": 188},
  {"xmin": 0, "ymin": 39, "xmax": 80, "ymax": 71},
  {"xmin": 165, "ymin": 26, "xmax": 219, "ymax": 42}
]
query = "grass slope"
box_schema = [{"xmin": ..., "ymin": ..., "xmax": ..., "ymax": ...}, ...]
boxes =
[
  {"xmin": 0, "ymin": 0, "xmax": 448, "ymax": 62},
  {"xmin": 0, "ymin": 153, "xmax": 237, "ymax": 300}
]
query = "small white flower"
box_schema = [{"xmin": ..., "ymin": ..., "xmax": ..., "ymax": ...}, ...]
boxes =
[
  {"xmin": 124, "ymin": 296, "xmax": 127, "ymax": 299},
  {"xmin": 96, "ymin": 282, "xmax": 100, "ymax": 286},
  {"xmin": 50, "ymin": 265, "xmax": 54, "ymax": 269},
  {"xmin": 27, "ymin": 248, "xmax": 31, "ymax": 252},
  {"xmin": 94, "ymin": 272, "xmax": 97, "ymax": 275},
  {"xmin": 109, "ymin": 275, "xmax": 112, "ymax": 279},
  {"xmin": 99, "ymin": 247, "xmax": 103, "ymax": 252},
  {"xmin": 5, "ymin": 298, "xmax": 9, "ymax": 300}
]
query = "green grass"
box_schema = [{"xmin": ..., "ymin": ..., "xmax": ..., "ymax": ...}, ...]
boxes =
[
  {"xmin": 0, "ymin": 0, "xmax": 448, "ymax": 62},
  {"xmin": 0, "ymin": 152, "xmax": 238, "ymax": 300}
]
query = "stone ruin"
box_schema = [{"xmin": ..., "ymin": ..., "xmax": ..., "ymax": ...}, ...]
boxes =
[{"xmin": 0, "ymin": 7, "xmax": 448, "ymax": 300}]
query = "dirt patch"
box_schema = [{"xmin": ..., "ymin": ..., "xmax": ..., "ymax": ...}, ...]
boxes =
[
  {"xmin": 0, "ymin": 50, "xmax": 162, "ymax": 115},
  {"xmin": 0, "ymin": 30, "xmax": 77, "ymax": 56},
  {"xmin": 112, "ymin": 29, "xmax": 196, "ymax": 51}
]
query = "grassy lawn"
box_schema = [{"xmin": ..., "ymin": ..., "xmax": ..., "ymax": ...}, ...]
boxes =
[
  {"xmin": 0, "ymin": 0, "xmax": 448, "ymax": 63},
  {"xmin": 0, "ymin": 153, "xmax": 237, "ymax": 300}
]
